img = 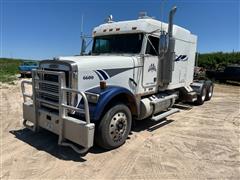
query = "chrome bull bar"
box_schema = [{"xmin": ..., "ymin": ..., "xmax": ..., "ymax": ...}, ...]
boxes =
[{"xmin": 21, "ymin": 69, "xmax": 95, "ymax": 154}]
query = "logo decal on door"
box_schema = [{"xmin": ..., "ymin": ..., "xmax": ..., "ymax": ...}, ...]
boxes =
[{"xmin": 148, "ymin": 63, "xmax": 157, "ymax": 72}]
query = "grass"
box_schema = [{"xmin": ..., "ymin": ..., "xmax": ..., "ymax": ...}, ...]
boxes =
[{"xmin": 0, "ymin": 58, "xmax": 23, "ymax": 83}]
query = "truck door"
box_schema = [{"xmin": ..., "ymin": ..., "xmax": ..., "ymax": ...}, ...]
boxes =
[{"xmin": 142, "ymin": 36, "xmax": 159, "ymax": 88}]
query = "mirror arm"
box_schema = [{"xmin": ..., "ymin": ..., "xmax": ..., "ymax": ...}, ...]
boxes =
[{"xmin": 80, "ymin": 35, "xmax": 92, "ymax": 55}]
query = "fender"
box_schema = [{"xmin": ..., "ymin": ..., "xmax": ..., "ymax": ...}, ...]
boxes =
[
  {"xmin": 190, "ymin": 80, "xmax": 212, "ymax": 95},
  {"xmin": 78, "ymin": 86, "xmax": 138, "ymax": 122}
]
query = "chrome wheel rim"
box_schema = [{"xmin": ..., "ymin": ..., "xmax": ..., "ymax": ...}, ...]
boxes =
[
  {"xmin": 202, "ymin": 88, "xmax": 206, "ymax": 101},
  {"xmin": 208, "ymin": 86, "xmax": 213, "ymax": 97},
  {"xmin": 109, "ymin": 112, "xmax": 127, "ymax": 142}
]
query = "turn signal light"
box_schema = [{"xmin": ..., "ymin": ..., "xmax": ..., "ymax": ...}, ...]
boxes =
[{"xmin": 100, "ymin": 81, "xmax": 107, "ymax": 89}]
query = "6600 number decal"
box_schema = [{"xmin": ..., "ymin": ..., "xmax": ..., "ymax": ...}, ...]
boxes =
[{"xmin": 83, "ymin": 75, "xmax": 94, "ymax": 80}]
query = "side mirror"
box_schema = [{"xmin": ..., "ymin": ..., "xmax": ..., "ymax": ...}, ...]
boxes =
[{"xmin": 159, "ymin": 31, "xmax": 169, "ymax": 54}]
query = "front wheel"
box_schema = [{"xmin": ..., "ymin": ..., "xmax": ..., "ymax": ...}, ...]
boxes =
[{"xmin": 96, "ymin": 104, "xmax": 132, "ymax": 150}]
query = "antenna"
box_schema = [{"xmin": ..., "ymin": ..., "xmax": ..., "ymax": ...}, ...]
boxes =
[
  {"xmin": 80, "ymin": 14, "xmax": 85, "ymax": 55},
  {"xmin": 81, "ymin": 14, "xmax": 84, "ymax": 37}
]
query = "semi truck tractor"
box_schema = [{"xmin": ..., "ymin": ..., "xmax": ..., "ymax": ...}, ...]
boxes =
[{"xmin": 21, "ymin": 6, "xmax": 214, "ymax": 154}]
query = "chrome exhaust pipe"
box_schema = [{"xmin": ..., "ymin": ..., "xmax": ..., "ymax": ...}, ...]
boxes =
[
  {"xmin": 161, "ymin": 6, "xmax": 177, "ymax": 87},
  {"xmin": 168, "ymin": 6, "xmax": 177, "ymax": 38}
]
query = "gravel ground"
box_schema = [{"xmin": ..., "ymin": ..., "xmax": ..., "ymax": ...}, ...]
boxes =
[{"xmin": 0, "ymin": 80, "xmax": 239, "ymax": 179}]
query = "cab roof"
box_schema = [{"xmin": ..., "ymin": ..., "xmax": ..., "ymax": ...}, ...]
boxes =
[{"xmin": 93, "ymin": 18, "xmax": 191, "ymax": 38}]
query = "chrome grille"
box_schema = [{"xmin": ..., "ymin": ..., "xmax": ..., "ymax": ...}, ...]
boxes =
[
  {"xmin": 38, "ymin": 71, "xmax": 70, "ymax": 111},
  {"xmin": 39, "ymin": 74, "xmax": 60, "ymax": 104},
  {"xmin": 40, "ymin": 83, "xmax": 59, "ymax": 93},
  {"xmin": 39, "ymin": 90, "xmax": 59, "ymax": 103},
  {"xmin": 44, "ymin": 74, "xmax": 59, "ymax": 82}
]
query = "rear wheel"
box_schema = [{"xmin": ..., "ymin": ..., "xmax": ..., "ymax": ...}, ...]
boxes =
[
  {"xmin": 195, "ymin": 85, "xmax": 207, "ymax": 105},
  {"xmin": 96, "ymin": 104, "xmax": 132, "ymax": 150},
  {"xmin": 205, "ymin": 84, "xmax": 213, "ymax": 101}
]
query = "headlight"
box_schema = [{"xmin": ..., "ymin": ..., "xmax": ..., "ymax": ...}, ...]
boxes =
[{"xmin": 85, "ymin": 92, "xmax": 99, "ymax": 104}]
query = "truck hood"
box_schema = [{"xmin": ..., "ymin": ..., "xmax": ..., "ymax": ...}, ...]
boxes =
[{"xmin": 58, "ymin": 55, "xmax": 135, "ymax": 70}]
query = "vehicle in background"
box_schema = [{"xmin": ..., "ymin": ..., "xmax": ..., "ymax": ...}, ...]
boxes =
[
  {"xmin": 19, "ymin": 61, "xmax": 39, "ymax": 77},
  {"xmin": 206, "ymin": 64, "xmax": 240, "ymax": 83}
]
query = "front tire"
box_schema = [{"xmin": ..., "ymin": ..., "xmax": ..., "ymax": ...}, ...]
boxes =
[{"xmin": 96, "ymin": 104, "xmax": 132, "ymax": 150}]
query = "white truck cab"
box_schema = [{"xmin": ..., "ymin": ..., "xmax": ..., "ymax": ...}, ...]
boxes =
[{"xmin": 21, "ymin": 7, "xmax": 213, "ymax": 154}]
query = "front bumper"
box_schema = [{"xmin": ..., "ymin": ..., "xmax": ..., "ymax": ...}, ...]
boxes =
[
  {"xmin": 23, "ymin": 102, "xmax": 94, "ymax": 149},
  {"xmin": 21, "ymin": 70, "xmax": 95, "ymax": 153}
]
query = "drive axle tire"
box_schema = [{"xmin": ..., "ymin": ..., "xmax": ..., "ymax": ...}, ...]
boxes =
[
  {"xmin": 195, "ymin": 85, "xmax": 207, "ymax": 105},
  {"xmin": 96, "ymin": 104, "xmax": 132, "ymax": 150},
  {"xmin": 205, "ymin": 83, "xmax": 214, "ymax": 101}
]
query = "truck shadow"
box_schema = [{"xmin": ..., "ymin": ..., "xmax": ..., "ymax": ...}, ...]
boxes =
[
  {"xmin": 132, "ymin": 118, "xmax": 174, "ymax": 133},
  {"xmin": 10, "ymin": 118, "xmax": 174, "ymax": 161},
  {"xmin": 9, "ymin": 129, "xmax": 88, "ymax": 162}
]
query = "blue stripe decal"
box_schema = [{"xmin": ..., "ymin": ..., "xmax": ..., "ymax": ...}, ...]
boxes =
[
  {"xmin": 94, "ymin": 71, "xmax": 103, "ymax": 80},
  {"xmin": 97, "ymin": 70, "xmax": 108, "ymax": 80},
  {"xmin": 101, "ymin": 69, "xmax": 110, "ymax": 79},
  {"xmin": 175, "ymin": 55, "xmax": 188, "ymax": 62}
]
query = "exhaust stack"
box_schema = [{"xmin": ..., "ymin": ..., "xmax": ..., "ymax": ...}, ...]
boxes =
[
  {"xmin": 168, "ymin": 6, "xmax": 177, "ymax": 38},
  {"xmin": 161, "ymin": 6, "xmax": 177, "ymax": 87}
]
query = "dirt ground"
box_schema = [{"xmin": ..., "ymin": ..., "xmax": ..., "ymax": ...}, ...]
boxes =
[{"xmin": 0, "ymin": 79, "xmax": 239, "ymax": 180}]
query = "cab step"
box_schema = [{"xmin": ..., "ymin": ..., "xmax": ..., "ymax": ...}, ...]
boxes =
[
  {"xmin": 173, "ymin": 103, "xmax": 192, "ymax": 110},
  {"xmin": 151, "ymin": 108, "xmax": 180, "ymax": 121}
]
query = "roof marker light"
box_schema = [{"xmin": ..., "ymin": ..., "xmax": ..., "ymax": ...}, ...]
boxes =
[
  {"xmin": 116, "ymin": 28, "xmax": 120, "ymax": 31},
  {"xmin": 132, "ymin": 27, "xmax": 137, "ymax": 30},
  {"xmin": 109, "ymin": 28, "xmax": 113, "ymax": 31},
  {"xmin": 103, "ymin": 29, "xmax": 107, "ymax": 32}
]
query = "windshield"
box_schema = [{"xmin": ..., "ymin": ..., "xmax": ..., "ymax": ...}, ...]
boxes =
[{"xmin": 92, "ymin": 33, "xmax": 143, "ymax": 54}]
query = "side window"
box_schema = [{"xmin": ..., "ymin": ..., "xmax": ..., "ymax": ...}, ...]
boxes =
[
  {"xmin": 146, "ymin": 36, "xmax": 159, "ymax": 55},
  {"xmin": 94, "ymin": 38, "xmax": 110, "ymax": 53}
]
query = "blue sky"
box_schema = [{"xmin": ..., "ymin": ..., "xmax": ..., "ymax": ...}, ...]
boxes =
[{"xmin": 0, "ymin": 0, "xmax": 239, "ymax": 60}]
